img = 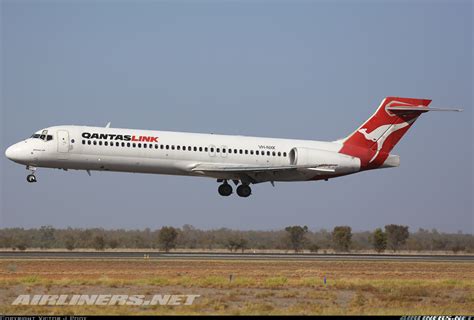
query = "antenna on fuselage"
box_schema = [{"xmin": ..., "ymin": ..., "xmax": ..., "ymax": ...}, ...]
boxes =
[{"xmin": 105, "ymin": 122, "xmax": 111, "ymax": 128}]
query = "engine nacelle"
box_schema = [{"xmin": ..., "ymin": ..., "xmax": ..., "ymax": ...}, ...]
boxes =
[{"xmin": 289, "ymin": 147, "xmax": 360, "ymax": 174}]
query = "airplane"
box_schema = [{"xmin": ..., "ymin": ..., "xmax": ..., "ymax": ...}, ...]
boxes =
[{"xmin": 5, "ymin": 97, "xmax": 462, "ymax": 197}]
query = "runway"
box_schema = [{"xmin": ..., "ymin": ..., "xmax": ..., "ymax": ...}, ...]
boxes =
[{"xmin": 0, "ymin": 251, "xmax": 472, "ymax": 261}]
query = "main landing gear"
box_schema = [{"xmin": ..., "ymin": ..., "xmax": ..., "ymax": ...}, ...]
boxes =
[
  {"xmin": 217, "ymin": 180, "xmax": 252, "ymax": 198},
  {"xmin": 236, "ymin": 184, "xmax": 251, "ymax": 198},
  {"xmin": 218, "ymin": 182, "xmax": 233, "ymax": 196},
  {"xmin": 26, "ymin": 166, "xmax": 37, "ymax": 183}
]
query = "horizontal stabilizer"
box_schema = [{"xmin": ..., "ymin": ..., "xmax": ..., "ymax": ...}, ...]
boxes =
[{"xmin": 386, "ymin": 106, "xmax": 463, "ymax": 113}]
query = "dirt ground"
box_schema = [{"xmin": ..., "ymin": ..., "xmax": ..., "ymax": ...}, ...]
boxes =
[{"xmin": 0, "ymin": 259, "xmax": 473, "ymax": 315}]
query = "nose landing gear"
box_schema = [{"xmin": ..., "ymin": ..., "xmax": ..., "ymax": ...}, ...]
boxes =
[{"xmin": 26, "ymin": 166, "xmax": 37, "ymax": 183}]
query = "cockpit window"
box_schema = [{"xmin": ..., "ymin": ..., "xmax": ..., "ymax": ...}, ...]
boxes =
[{"xmin": 30, "ymin": 132, "xmax": 53, "ymax": 141}]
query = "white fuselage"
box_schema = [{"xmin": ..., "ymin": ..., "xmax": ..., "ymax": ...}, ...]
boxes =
[
  {"xmin": 5, "ymin": 125, "xmax": 364, "ymax": 184},
  {"xmin": 6, "ymin": 97, "xmax": 455, "ymax": 196}
]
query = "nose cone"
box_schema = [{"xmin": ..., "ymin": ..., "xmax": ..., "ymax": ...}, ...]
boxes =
[
  {"xmin": 5, "ymin": 143, "xmax": 29, "ymax": 164},
  {"xmin": 5, "ymin": 145, "xmax": 16, "ymax": 160}
]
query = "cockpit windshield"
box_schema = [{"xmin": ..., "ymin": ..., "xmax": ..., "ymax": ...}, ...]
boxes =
[{"xmin": 30, "ymin": 130, "xmax": 53, "ymax": 141}]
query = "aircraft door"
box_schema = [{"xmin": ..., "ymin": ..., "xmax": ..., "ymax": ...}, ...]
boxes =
[{"xmin": 57, "ymin": 130, "xmax": 70, "ymax": 154}]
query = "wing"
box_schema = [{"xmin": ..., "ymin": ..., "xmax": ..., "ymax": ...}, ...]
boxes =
[{"xmin": 191, "ymin": 163, "xmax": 336, "ymax": 183}]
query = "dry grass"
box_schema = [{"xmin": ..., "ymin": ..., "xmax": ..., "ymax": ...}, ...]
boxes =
[{"xmin": 0, "ymin": 259, "xmax": 473, "ymax": 315}]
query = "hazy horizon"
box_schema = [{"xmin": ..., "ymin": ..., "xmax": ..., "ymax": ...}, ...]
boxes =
[{"xmin": 0, "ymin": 224, "xmax": 470, "ymax": 235}]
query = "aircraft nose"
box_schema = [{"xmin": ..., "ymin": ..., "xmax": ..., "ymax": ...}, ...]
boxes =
[
  {"xmin": 5, "ymin": 145, "xmax": 16, "ymax": 160},
  {"xmin": 5, "ymin": 143, "xmax": 29, "ymax": 163}
]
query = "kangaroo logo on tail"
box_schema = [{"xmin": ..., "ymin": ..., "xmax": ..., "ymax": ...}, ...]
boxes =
[{"xmin": 358, "ymin": 119, "xmax": 415, "ymax": 163}]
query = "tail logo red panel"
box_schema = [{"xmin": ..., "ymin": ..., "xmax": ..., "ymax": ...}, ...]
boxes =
[
  {"xmin": 357, "ymin": 118, "xmax": 415, "ymax": 163},
  {"xmin": 339, "ymin": 97, "xmax": 432, "ymax": 170}
]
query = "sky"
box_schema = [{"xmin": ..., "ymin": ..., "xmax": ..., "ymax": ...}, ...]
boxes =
[{"xmin": 1, "ymin": 0, "xmax": 472, "ymax": 233}]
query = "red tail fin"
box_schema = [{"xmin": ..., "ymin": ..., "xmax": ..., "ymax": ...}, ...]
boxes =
[{"xmin": 339, "ymin": 97, "xmax": 432, "ymax": 169}]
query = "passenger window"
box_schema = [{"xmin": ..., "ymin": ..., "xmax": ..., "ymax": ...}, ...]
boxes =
[
  {"xmin": 234, "ymin": 149, "xmax": 237, "ymax": 154},
  {"xmin": 250, "ymin": 150, "xmax": 254, "ymax": 155},
  {"xmin": 133, "ymin": 143, "xmax": 136, "ymax": 148},
  {"xmin": 177, "ymin": 146, "xmax": 180, "ymax": 150},
  {"xmin": 205, "ymin": 147, "xmax": 208, "ymax": 152},
  {"xmin": 93, "ymin": 141, "xmax": 97, "ymax": 146},
  {"xmin": 210, "ymin": 148, "xmax": 214, "ymax": 152},
  {"xmin": 278, "ymin": 152, "xmax": 281, "ymax": 157},
  {"xmin": 127, "ymin": 143, "xmax": 131, "ymax": 147},
  {"xmin": 245, "ymin": 150, "xmax": 248, "ymax": 155},
  {"xmin": 199, "ymin": 147, "xmax": 203, "ymax": 152},
  {"xmin": 267, "ymin": 151, "xmax": 270, "ymax": 156},
  {"xmin": 182, "ymin": 145, "xmax": 186, "ymax": 150},
  {"xmin": 222, "ymin": 148, "xmax": 226, "ymax": 153},
  {"xmin": 256, "ymin": 150, "xmax": 259, "ymax": 155},
  {"xmin": 155, "ymin": 144, "xmax": 158, "ymax": 149},
  {"xmin": 166, "ymin": 145, "xmax": 169, "ymax": 150},
  {"xmin": 283, "ymin": 152, "xmax": 287, "ymax": 157},
  {"xmin": 122, "ymin": 142, "xmax": 125, "ymax": 147},
  {"xmin": 160, "ymin": 145, "xmax": 164, "ymax": 149},
  {"xmin": 188, "ymin": 146, "xmax": 192, "ymax": 151},
  {"xmin": 171, "ymin": 145, "xmax": 175, "ymax": 150},
  {"xmin": 272, "ymin": 151, "xmax": 276, "ymax": 156},
  {"xmin": 216, "ymin": 148, "xmax": 220, "ymax": 153},
  {"xmin": 239, "ymin": 149, "xmax": 243, "ymax": 154},
  {"xmin": 193, "ymin": 147, "xmax": 197, "ymax": 151},
  {"xmin": 144, "ymin": 144, "xmax": 147, "ymax": 148},
  {"xmin": 82, "ymin": 140, "xmax": 85, "ymax": 145},
  {"xmin": 104, "ymin": 141, "xmax": 108, "ymax": 146}
]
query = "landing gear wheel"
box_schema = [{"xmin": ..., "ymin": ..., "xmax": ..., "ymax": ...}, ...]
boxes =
[
  {"xmin": 237, "ymin": 184, "xmax": 252, "ymax": 198},
  {"xmin": 218, "ymin": 183, "xmax": 233, "ymax": 196},
  {"xmin": 27, "ymin": 174, "xmax": 37, "ymax": 183}
]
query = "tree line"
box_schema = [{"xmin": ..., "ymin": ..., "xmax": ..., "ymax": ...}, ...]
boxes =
[{"xmin": 0, "ymin": 224, "xmax": 472, "ymax": 253}]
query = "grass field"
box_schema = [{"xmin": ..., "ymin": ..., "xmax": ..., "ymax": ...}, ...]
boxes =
[{"xmin": 0, "ymin": 258, "xmax": 473, "ymax": 315}]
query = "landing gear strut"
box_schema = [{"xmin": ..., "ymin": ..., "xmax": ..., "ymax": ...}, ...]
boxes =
[
  {"xmin": 26, "ymin": 166, "xmax": 37, "ymax": 183},
  {"xmin": 218, "ymin": 181, "xmax": 233, "ymax": 196},
  {"xmin": 236, "ymin": 184, "xmax": 252, "ymax": 198}
]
